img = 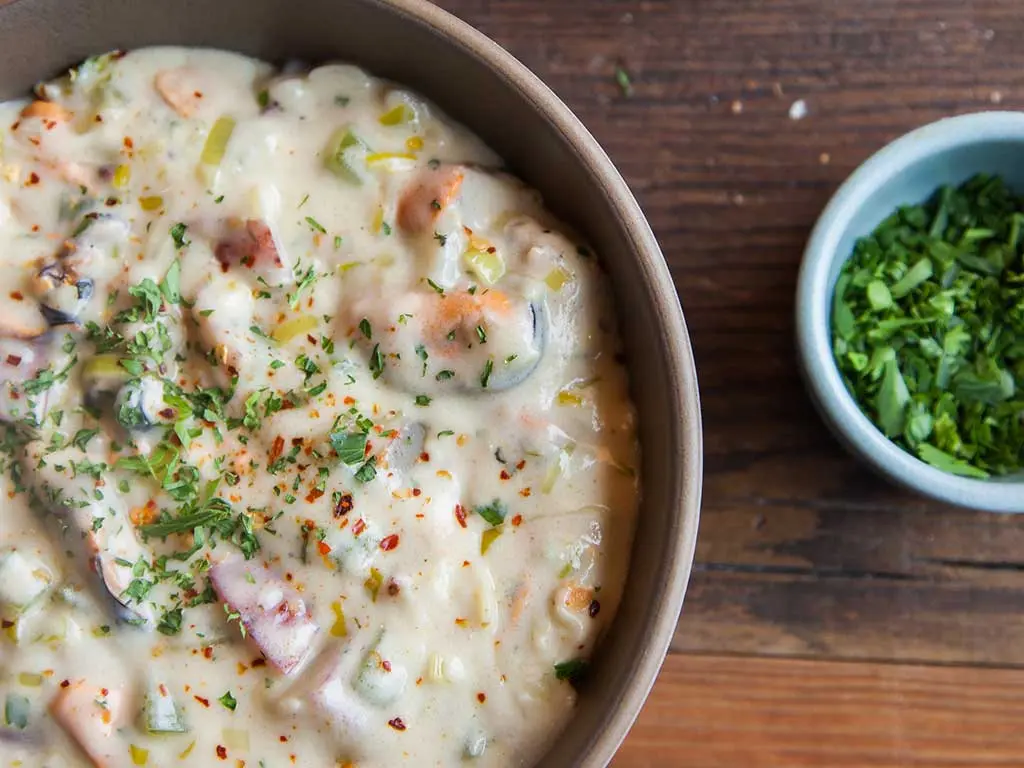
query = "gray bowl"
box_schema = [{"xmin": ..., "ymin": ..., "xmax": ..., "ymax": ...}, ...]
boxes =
[
  {"xmin": 0, "ymin": 0, "xmax": 703, "ymax": 765},
  {"xmin": 796, "ymin": 111, "xmax": 1024, "ymax": 513}
]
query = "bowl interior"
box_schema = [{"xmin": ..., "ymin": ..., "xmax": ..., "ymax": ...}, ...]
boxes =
[
  {"xmin": 803, "ymin": 118, "xmax": 1024, "ymax": 508},
  {"xmin": 0, "ymin": 0, "xmax": 703, "ymax": 763}
]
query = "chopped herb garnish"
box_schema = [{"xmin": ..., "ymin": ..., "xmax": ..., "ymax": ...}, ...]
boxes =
[
  {"xmin": 331, "ymin": 431, "xmax": 368, "ymax": 466},
  {"xmin": 381, "ymin": 221, "xmax": 392, "ymax": 236},
  {"xmin": 474, "ymin": 499, "xmax": 507, "ymax": 526},
  {"xmin": 334, "ymin": 235, "xmax": 343, "ymax": 250},
  {"xmin": 426, "ymin": 278, "xmax": 444, "ymax": 295},
  {"xmin": 433, "ymin": 231, "xmax": 447, "ymax": 246},
  {"xmin": 554, "ymin": 659, "xmax": 589, "ymax": 687},
  {"xmin": 437, "ymin": 430, "xmax": 454, "ymax": 438},
  {"xmin": 832, "ymin": 174, "xmax": 1024, "ymax": 478},
  {"xmin": 615, "ymin": 66, "xmax": 633, "ymax": 97},
  {"xmin": 436, "ymin": 369, "xmax": 455, "ymax": 381},
  {"xmin": 368, "ymin": 343, "xmax": 384, "ymax": 380},
  {"xmin": 475, "ymin": 325, "xmax": 487, "ymax": 344},
  {"xmin": 71, "ymin": 428, "xmax": 100, "ymax": 451},
  {"xmin": 298, "ymin": 193, "xmax": 310, "ymax": 209},
  {"xmin": 359, "ymin": 318, "xmax": 372, "ymax": 340},
  {"xmin": 480, "ymin": 359, "xmax": 494, "ymax": 388},
  {"xmin": 304, "ymin": 216, "xmax": 326, "ymax": 234},
  {"xmin": 257, "ymin": 89, "xmax": 270, "ymax": 108},
  {"xmin": 354, "ymin": 456, "xmax": 377, "ymax": 483},
  {"xmin": 157, "ymin": 607, "xmax": 183, "ymax": 636},
  {"xmin": 218, "ymin": 691, "xmax": 237, "ymax": 711},
  {"xmin": 170, "ymin": 222, "xmax": 190, "ymax": 250},
  {"xmin": 414, "ymin": 395, "xmax": 432, "ymax": 406}
]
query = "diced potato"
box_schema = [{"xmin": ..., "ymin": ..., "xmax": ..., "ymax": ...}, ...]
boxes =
[{"xmin": 0, "ymin": 548, "xmax": 55, "ymax": 614}]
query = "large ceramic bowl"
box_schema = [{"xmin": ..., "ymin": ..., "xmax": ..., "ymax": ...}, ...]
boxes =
[{"xmin": 0, "ymin": 0, "xmax": 703, "ymax": 763}]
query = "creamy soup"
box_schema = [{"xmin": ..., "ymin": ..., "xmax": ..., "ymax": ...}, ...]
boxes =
[{"xmin": 0, "ymin": 48, "xmax": 639, "ymax": 768}]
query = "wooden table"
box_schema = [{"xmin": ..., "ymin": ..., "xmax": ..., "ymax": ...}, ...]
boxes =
[{"xmin": 434, "ymin": 1, "xmax": 1024, "ymax": 765}]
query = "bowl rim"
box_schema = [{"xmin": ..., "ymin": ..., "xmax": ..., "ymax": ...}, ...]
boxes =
[
  {"xmin": 379, "ymin": 0, "xmax": 704, "ymax": 761},
  {"xmin": 796, "ymin": 110, "xmax": 1024, "ymax": 513}
]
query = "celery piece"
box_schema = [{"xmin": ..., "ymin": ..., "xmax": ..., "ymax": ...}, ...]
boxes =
[
  {"xmin": 200, "ymin": 116, "xmax": 236, "ymax": 167},
  {"xmin": 324, "ymin": 127, "xmax": 370, "ymax": 184}
]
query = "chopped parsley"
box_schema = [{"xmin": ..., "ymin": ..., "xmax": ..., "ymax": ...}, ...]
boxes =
[
  {"xmin": 218, "ymin": 691, "xmax": 237, "ymax": 711},
  {"xmin": 480, "ymin": 359, "xmax": 494, "ymax": 388},
  {"xmin": 474, "ymin": 499, "xmax": 508, "ymax": 526},
  {"xmin": 414, "ymin": 395, "xmax": 432, "ymax": 406},
  {"xmin": 304, "ymin": 215, "xmax": 326, "ymax": 234},
  {"xmin": 170, "ymin": 222, "xmax": 190, "ymax": 250}
]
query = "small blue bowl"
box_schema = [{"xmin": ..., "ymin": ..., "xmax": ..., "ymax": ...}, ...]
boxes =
[{"xmin": 796, "ymin": 111, "xmax": 1024, "ymax": 513}]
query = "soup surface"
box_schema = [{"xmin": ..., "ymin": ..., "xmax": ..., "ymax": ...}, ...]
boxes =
[{"xmin": 0, "ymin": 48, "xmax": 638, "ymax": 768}]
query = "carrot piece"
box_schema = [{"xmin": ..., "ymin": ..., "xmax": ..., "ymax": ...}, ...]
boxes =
[
  {"xmin": 20, "ymin": 100, "xmax": 73, "ymax": 122},
  {"xmin": 397, "ymin": 165, "xmax": 464, "ymax": 234}
]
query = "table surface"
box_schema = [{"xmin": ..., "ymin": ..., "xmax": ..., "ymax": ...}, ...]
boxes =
[{"xmin": 431, "ymin": 1, "xmax": 1024, "ymax": 765}]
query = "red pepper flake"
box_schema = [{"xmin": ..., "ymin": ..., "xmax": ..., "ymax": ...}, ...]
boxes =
[
  {"xmin": 251, "ymin": 658, "xmax": 267, "ymax": 668},
  {"xmin": 317, "ymin": 541, "xmax": 332, "ymax": 556},
  {"xmin": 380, "ymin": 534, "xmax": 400, "ymax": 551},
  {"xmin": 280, "ymin": 735, "xmax": 289, "ymax": 742},
  {"xmin": 387, "ymin": 717, "xmax": 407, "ymax": 731},
  {"xmin": 343, "ymin": 396, "xmax": 356, "ymax": 405},
  {"xmin": 269, "ymin": 435, "xmax": 285, "ymax": 463},
  {"xmin": 305, "ymin": 487, "xmax": 325, "ymax": 503},
  {"xmin": 511, "ymin": 514, "xmax": 523, "ymax": 527},
  {"xmin": 589, "ymin": 600, "xmax": 601, "ymax": 618},
  {"xmin": 411, "ymin": 488, "xmax": 421, "ymax": 497},
  {"xmin": 381, "ymin": 660, "xmax": 392, "ymax": 672},
  {"xmin": 519, "ymin": 488, "xmax": 532, "ymax": 498},
  {"xmin": 9, "ymin": 291, "xmax": 23, "ymax": 301},
  {"xmin": 477, "ymin": 692, "xmax": 486, "ymax": 703},
  {"xmin": 5, "ymin": 355, "xmax": 22, "ymax": 367},
  {"xmin": 499, "ymin": 470, "xmax": 511, "ymax": 481},
  {"xmin": 123, "ymin": 136, "xmax": 134, "ymax": 150},
  {"xmin": 333, "ymin": 493, "xmax": 354, "ymax": 517},
  {"xmin": 203, "ymin": 646, "xmax": 215, "ymax": 660},
  {"xmin": 59, "ymin": 679, "xmax": 70, "ymax": 688},
  {"xmin": 306, "ymin": 334, "xmax": 317, "ymax": 345},
  {"xmin": 419, "ymin": 451, "xmax": 430, "ymax": 462},
  {"xmin": 387, "ymin": 579, "xmax": 401, "ymax": 596},
  {"xmin": 216, "ymin": 745, "xmax": 228, "ymax": 759},
  {"xmin": 352, "ymin": 519, "xmax": 366, "ymax": 537},
  {"xmin": 454, "ymin": 504, "xmax": 467, "ymax": 528},
  {"xmin": 516, "ymin": 460, "xmax": 526, "ymax": 471},
  {"xmin": 194, "ymin": 695, "xmax": 211, "ymax": 707},
  {"xmin": 25, "ymin": 172, "xmax": 40, "ymax": 186}
]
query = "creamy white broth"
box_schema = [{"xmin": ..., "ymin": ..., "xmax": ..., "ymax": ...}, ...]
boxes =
[{"xmin": 0, "ymin": 48, "xmax": 638, "ymax": 767}]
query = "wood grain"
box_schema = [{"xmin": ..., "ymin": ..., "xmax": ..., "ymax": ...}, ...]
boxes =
[
  {"xmin": 434, "ymin": 0, "xmax": 1024, "ymax": 665},
  {"xmin": 613, "ymin": 653, "xmax": 1024, "ymax": 767}
]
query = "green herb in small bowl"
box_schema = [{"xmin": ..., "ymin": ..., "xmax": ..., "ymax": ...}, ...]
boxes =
[
  {"xmin": 832, "ymin": 174, "xmax": 1024, "ymax": 480},
  {"xmin": 797, "ymin": 112, "xmax": 1024, "ymax": 512}
]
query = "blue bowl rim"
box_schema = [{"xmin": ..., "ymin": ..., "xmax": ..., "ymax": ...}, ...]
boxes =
[{"xmin": 796, "ymin": 110, "xmax": 1024, "ymax": 513}]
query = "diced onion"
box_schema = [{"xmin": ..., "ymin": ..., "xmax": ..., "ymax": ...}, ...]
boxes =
[
  {"xmin": 271, "ymin": 314, "xmax": 318, "ymax": 344},
  {"xmin": 223, "ymin": 728, "xmax": 250, "ymax": 751},
  {"xmin": 557, "ymin": 389, "xmax": 583, "ymax": 407},
  {"xmin": 378, "ymin": 104, "xmax": 414, "ymax": 126},
  {"xmin": 329, "ymin": 600, "xmax": 347, "ymax": 638},
  {"xmin": 129, "ymin": 744, "xmax": 149, "ymax": 766},
  {"xmin": 545, "ymin": 266, "xmax": 573, "ymax": 292},
  {"xmin": 17, "ymin": 672, "xmax": 43, "ymax": 687},
  {"xmin": 427, "ymin": 653, "xmax": 445, "ymax": 683},
  {"xmin": 463, "ymin": 249, "xmax": 505, "ymax": 286},
  {"xmin": 200, "ymin": 116, "xmax": 236, "ymax": 167},
  {"xmin": 480, "ymin": 528, "xmax": 503, "ymax": 555},
  {"xmin": 112, "ymin": 164, "xmax": 131, "ymax": 189}
]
